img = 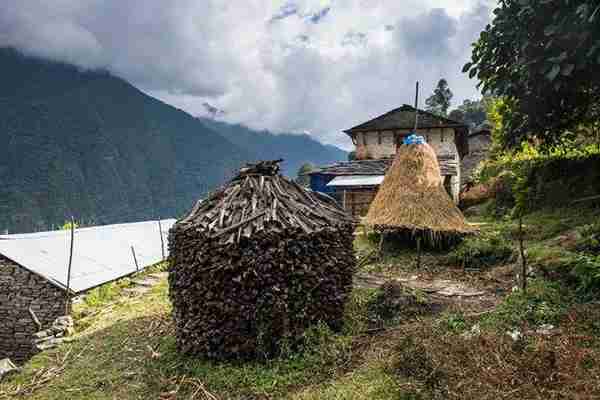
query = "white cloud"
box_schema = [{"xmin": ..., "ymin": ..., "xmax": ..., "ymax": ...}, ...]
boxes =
[{"xmin": 0, "ymin": 0, "xmax": 494, "ymax": 150}]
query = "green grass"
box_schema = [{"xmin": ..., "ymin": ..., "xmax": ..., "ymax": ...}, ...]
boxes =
[
  {"xmin": 481, "ymin": 279, "xmax": 571, "ymax": 331},
  {"xmin": 5, "ymin": 207, "xmax": 600, "ymax": 399},
  {"xmin": 0, "ymin": 281, "xmax": 399, "ymax": 399}
]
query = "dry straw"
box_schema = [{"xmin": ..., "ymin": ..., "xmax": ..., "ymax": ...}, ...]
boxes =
[{"xmin": 366, "ymin": 143, "xmax": 474, "ymax": 242}]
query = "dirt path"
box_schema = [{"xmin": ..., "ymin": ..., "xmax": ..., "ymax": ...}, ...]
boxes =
[
  {"xmin": 354, "ymin": 271, "xmax": 502, "ymax": 313},
  {"xmin": 122, "ymin": 272, "xmax": 168, "ymax": 297}
]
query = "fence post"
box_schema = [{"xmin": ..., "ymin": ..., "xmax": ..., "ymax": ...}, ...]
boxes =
[
  {"xmin": 65, "ymin": 216, "xmax": 75, "ymax": 315},
  {"xmin": 131, "ymin": 246, "xmax": 139, "ymax": 272},
  {"xmin": 158, "ymin": 218, "xmax": 166, "ymax": 261}
]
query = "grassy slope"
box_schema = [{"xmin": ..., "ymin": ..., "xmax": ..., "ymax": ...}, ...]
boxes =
[{"xmin": 3, "ymin": 206, "xmax": 600, "ymax": 399}]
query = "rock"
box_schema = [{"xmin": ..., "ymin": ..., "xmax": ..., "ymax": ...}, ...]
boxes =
[
  {"xmin": 507, "ymin": 329, "xmax": 522, "ymax": 341},
  {"xmin": 461, "ymin": 324, "xmax": 481, "ymax": 340},
  {"xmin": 32, "ymin": 330, "xmax": 50, "ymax": 339},
  {"xmin": 53, "ymin": 316, "xmax": 74, "ymax": 328},
  {"xmin": 536, "ymin": 324, "xmax": 555, "ymax": 336},
  {"xmin": 35, "ymin": 337, "xmax": 64, "ymax": 351},
  {"xmin": 462, "ymin": 201, "xmax": 489, "ymax": 217},
  {"xmin": 0, "ymin": 358, "xmax": 19, "ymax": 381}
]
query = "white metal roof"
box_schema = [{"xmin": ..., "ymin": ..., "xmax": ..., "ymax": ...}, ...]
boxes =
[
  {"xmin": 326, "ymin": 175, "xmax": 385, "ymax": 187},
  {"xmin": 0, "ymin": 219, "xmax": 175, "ymax": 294}
]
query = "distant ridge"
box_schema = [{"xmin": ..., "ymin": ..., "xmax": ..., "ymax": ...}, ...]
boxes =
[{"xmin": 198, "ymin": 118, "xmax": 347, "ymax": 178}]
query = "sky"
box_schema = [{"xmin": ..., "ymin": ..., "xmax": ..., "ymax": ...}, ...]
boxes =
[{"xmin": 0, "ymin": 0, "xmax": 494, "ymax": 150}]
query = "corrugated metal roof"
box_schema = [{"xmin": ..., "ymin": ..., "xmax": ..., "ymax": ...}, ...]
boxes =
[
  {"xmin": 310, "ymin": 155, "xmax": 458, "ymax": 177},
  {"xmin": 326, "ymin": 175, "xmax": 385, "ymax": 187},
  {"xmin": 0, "ymin": 219, "xmax": 175, "ymax": 294}
]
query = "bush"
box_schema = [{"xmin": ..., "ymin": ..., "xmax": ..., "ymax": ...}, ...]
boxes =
[
  {"xmin": 482, "ymin": 280, "xmax": 569, "ymax": 330},
  {"xmin": 450, "ymin": 234, "xmax": 513, "ymax": 269},
  {"xmin": 366, "ymin": 282, "xmax": 431, "ymax": 327},
  {"xmin": 476, "ymin": 143, "xmax": 600, "ymax": 215},
  {"xmin": 576, "ymin": 222, "xmax": 600, "ymax": 254},
  {"xmin": 571, "ymin": 254, "xmax": 600, "ymax": 298},
  {"xmin": 389, "ymin": 336, "xmax": 448, "ymax": 395}
]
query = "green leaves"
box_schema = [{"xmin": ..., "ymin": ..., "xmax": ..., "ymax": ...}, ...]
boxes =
[
  {"xmin": 462, "ymin": 62, "xmax": 473, "ymax": 73},
  {"xmin": 465, "ymin": 0, "xmax": 600, "ymax": 149}
]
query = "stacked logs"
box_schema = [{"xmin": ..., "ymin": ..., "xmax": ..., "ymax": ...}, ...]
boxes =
[{"xmin": 168, "ymin": 160, "xmax": 356, "ymax": 360}]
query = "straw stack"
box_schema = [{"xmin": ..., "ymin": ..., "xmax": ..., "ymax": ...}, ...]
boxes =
[{"xmin": 365, "ymin": 143, "xmax": 473, "ymax": 243}]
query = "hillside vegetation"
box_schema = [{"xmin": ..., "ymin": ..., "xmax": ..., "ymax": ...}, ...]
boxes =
[
  {"xmin": 3, "ymin": 202, "xmax": 600, "ymax": 399},
  {"xmin": 0, "ymin": 48, "xmax": 346, "ymax": 233}
]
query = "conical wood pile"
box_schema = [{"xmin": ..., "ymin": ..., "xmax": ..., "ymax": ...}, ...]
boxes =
[
  {"xmin": 366, "ymin": 143, "xmax": 472, "ymax": 242},
  {"xmin": 168, "ymin": 160, "xmax": 356, "ymax": 360}
]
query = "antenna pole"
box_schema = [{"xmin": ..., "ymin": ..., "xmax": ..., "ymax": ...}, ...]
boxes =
[{"xmin": 414, "ymin": 81, "xmax": 420, "ymax": 131}]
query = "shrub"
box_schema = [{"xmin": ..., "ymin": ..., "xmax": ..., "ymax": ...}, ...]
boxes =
[
  {"xmin": 576, "ymin": 222, "xmax": 600, "ymax": 254},
  {"xmin": 389, "ymin": 336, "xmax": 448, "ymax": 395},
  {"xmin": 366, "ymin": 282, "xmax": 431, "ymax": 327},
  {"xmin": 450, "ymin": 234, "xmax": 513, "ymax": 269},
  {"xmin": 482, "ymin": 280, "xmax": 569, "ymax": 330},
  {"xmin": 571, "ymin": 253, "xmax": 600, "ymax": 298}
]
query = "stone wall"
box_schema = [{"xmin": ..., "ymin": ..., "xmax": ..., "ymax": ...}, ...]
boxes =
[
  {"xmin": 0, "ymin": 255, "xmax": 67, "ymax": 363},
  {"xmin": 461, "ymin": 133, "xmax": 492, "ymax": 186}
]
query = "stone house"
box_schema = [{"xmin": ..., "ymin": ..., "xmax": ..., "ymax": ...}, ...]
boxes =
[
  {"xmin": 461, "ymin": 125, "xmax": 492, "ymax": 187},
  {"xmin": 0, "ymin": 219, "xmax": 175, "ymax": 364},
  {"xmin": 0, "ymin": 255, "xmax": 67, "ymax": 363},
  {"xmin": 309, "ymin": 105, "xmax": 468, "ymax": 217}
]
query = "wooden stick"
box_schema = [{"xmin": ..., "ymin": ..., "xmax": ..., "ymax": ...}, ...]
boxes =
[
  {"xmin": 131, "ymin": 246, "xmax": 139, "ymax": 272},
  {"xmin": 158, "ymin": 218, "xmax": 166, "ymax": 261},
  {"xmin": 416, "ymin": 236, "xmax": 422, "ymax": 269},
  {"xmin": 519, "ymin": 216, "xmax": 527, "ymax": 292},
  {"xmin": 213, "ymin": 211, "xmax": 267, "ymax": 238},
  {"xmin": 29, "ymin": 307, "xmax": 42, "ymax": 331},
  {"xmin": 65, "ymin": 216, "xmax": 75, "ymax": 314}
]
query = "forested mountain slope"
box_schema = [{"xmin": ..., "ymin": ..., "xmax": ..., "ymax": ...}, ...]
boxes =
[
  {"xmin": 199, "ymin": 118, "xmax": 347, "ymax": 178},
  {"xmin": 0, "ymin": 48, "xmax": 346, "ymax": 233},
  {"xmin": 0, "ymin": 48, "xmax": 248, "ymax": 232}
]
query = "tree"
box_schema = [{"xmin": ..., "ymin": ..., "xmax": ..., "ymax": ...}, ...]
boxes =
[
  {"xmin": 296, "ymin": 162, "xmax": 316, "ymax": 187},
  {"xmin": 464, "ymin": 0, "xmax": 600, "ymax": 149},
  {"xmin": 457, "ymin": 99, "xmax": 488, "ymax": 128},
  {"xmin": 425, "ymin": 79, "xmax": 453, "ymax": 116},
  {"xmin": 348, "ymin": 151, "xmax": 356, "ymax": 161}
]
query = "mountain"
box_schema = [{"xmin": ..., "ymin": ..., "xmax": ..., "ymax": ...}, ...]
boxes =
[
  {"xmin": 0, "ymin": 48, "xmax": 251, "ymax": 233},
  {"xmin": 199, "ymin": 118, "xmax": 347, "ymax": 178},
  {"xmin": 0, "ymin": 48, "xmax": 347, "ymax": 233}
]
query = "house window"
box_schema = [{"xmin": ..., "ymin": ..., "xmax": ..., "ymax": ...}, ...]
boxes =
[
  {"xmin": 377, "ymin": 132, "xmax": 382, "ymax": 145},
  {"xmin": 441, "ymin": 128, "xmax": 445, "ymax": 142}
]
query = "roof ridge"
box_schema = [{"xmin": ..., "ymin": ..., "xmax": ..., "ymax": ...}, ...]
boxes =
[{"xmin": 344, "ymin": 104, "xmax": 466, "ymax": 134}]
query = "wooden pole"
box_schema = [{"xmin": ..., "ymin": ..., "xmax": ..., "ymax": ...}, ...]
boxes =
[
  {"xmin": 519, "ymin": 216, "xmax": 527, "ymax": 292},
  {"xmin": 65, "ymin": 216, "xmax": 75, "ymax": 315},
  {"xmin": 416, "ymin": 236, "xmax": 422, "ymax": 269},
  {"xmin": 131, "ymin": 246, "xmax": 139, "ymax": 272},
  {"xmin": 414, "ymin": 81, "xmax": 420, "ymax": 131},
  {"xmin": 158, "ymin": 218, "xmax": 166, "ymax": 261}
]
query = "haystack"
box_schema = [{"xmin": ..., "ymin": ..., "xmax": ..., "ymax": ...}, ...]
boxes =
[
  {"xmin": 168, "ymin": 160, "xmax": 356, "ymax": 360},
  {"xmin": 365, "ymin": 143, "xmax": 472, "ymax": 243}
]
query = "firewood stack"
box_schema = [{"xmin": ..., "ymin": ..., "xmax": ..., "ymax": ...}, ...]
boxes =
[{"xmin": 168, "ymin": 160, "xmax": 356, "ymax": 360}]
